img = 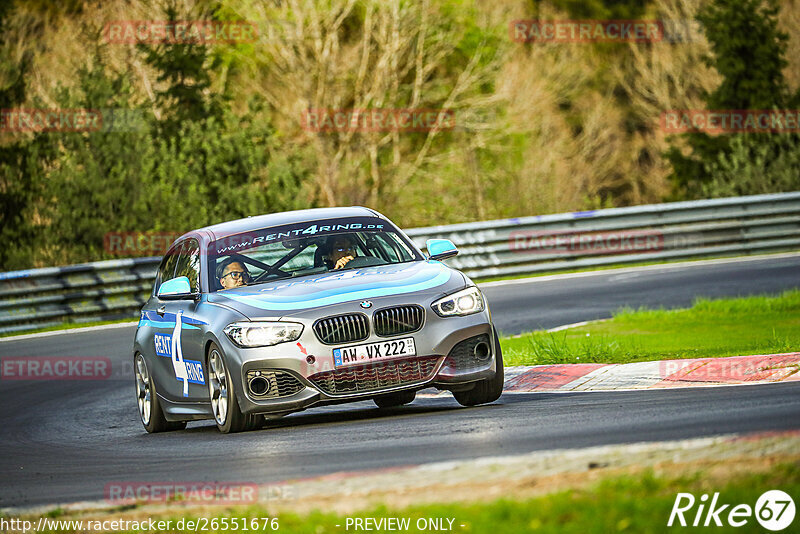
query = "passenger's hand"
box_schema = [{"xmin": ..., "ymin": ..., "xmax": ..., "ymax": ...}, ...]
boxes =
[{"xmin": 334, "ymin": 255, "xmax": 354, "ymax": 269}]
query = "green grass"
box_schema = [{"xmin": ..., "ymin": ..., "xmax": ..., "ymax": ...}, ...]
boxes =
[
  {"xmin": 86, "ymin": 461, "xmax": 799, "ymax": 534},
  {"xmin": 501, "ymin": 289, "xmax": 800, "ymax": 366}
]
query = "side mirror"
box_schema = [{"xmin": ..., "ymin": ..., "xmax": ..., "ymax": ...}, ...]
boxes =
[
  {"xmin": 157, "ymin": 276, "xmax": 196, "ymax": 300},
  {"xmin": 426, "ymin": 239, "xmax": 459, "ymax": 261}
]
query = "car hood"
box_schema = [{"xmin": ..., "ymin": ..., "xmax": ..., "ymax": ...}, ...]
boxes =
[{"xmin": 207, "ymin": 261, "xmax": 465, "ymax": 318}]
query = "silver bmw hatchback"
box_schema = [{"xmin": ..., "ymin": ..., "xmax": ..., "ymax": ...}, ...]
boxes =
[{"xmin": 133, "ymin": 207, "xmax": 503, "ymax": 433}]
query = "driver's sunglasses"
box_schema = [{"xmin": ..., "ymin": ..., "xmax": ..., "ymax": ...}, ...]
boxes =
[
  {"xmin": 222, "ymin": 270, "xmax": 249, "ymax": 281},
  {"xmin": 334, "ymin": 245, "xmax": 355, "ymax": 253}
]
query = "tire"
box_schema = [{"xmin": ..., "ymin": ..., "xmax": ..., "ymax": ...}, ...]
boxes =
[
  {"xmin": 207, "ymin": 343, "xmax": 259, "ymax": 433},
  {"xmin": 374, "ymin": 389, "xmax": 416, "ymax": 408},
  {"xmin": 452, "ymin": 329, "xmax": 504, "ymax": 407},
  {"xmin": 134, "ymin": 353, "xmax": 186, "ymax": 433}
]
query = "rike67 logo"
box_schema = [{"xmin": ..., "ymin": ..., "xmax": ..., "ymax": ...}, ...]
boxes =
[{"xmin": 668, "ymin": 490, "xmax": 795, "ymax": 531}]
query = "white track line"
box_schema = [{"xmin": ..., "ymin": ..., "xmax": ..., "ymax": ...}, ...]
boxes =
[
  {"xmin": 478, "ymin": 251, "xmax": 800, "ymax": 287},
  {"xmin": 0, "ymin": 321, "xmax": 138, "ymax": 343},
  {"xmin": 500, "ymin": 379, "xmax": 799, "ymax": 394},
  {"xmin": 545, "ymin": 319, "xmax": 612, "ymax": 333}
]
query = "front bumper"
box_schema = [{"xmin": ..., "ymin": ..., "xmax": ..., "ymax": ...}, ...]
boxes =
[{"xmin": 220, "ymin": 309, "xmax": 496, "ymax": 416}]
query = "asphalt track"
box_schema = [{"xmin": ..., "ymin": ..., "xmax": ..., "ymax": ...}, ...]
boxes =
[{"xmin": 1, "ymin": 255, "xmax": 799, "ymax": 508}]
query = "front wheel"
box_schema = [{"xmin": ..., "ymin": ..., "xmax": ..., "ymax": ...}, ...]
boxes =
[
  {"xmin": 452, "ymin": 331, "xmax": 504, "ymax": 407},
  {"xmin": 134, "ymin": 353, "xmax": 186, "ymax": 433},
  {"xmin": 207, "ymin": 344, "xmax": 259, "ymax": 433}
]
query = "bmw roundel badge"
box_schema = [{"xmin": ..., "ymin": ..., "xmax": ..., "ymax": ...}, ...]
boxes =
[{"xmin": 360, "ymin": 300, "xmax": 373, "ymax": 309}]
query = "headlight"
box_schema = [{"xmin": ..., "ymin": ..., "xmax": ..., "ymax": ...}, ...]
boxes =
[
  {"xmin": 432, "ymin": 286, "xmax": 485, "ymax": 317},
  {"xmin": 224, "ymin": 322, "xmax": 303, "ymax": 347}
]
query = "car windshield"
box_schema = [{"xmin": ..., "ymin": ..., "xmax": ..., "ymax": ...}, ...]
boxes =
[{"xmin": 208, "ymin": 217, "xmax": 421, "ymax": 292}]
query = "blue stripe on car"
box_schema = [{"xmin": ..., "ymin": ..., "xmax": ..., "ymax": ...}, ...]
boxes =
[
  {"xmin": 137, "ymin": 310, "xmax": 206, "ymax": 329},
  {"xmin": 223, "ymin": 269, "xmax": 452, "ymax": 310}
]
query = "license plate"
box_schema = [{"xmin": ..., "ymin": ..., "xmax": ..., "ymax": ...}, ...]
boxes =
[{"xmin": 333, "ymin": 337, "xmax": 416, "ymax": 368}]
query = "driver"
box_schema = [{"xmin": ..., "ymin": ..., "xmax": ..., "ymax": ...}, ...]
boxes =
[
  {"xmin": 324, "ymin": 235, "xmax": 358, "ymax": 270},
  {"xmin": 217, "ymin": 258, "xmax": 251, "ymax": 290}
]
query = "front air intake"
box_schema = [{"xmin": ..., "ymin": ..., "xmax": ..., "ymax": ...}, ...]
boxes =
[
  {"xmin": 308, "ymin": 356, "xmax": 440, "ymax": 395},
  {"xmin": 444, "ymin": 334, "xmax": 492, "ymax": 372},
  {"xmin": 245, "ymin": 370, "xmax": 305, "ymax": 399}
]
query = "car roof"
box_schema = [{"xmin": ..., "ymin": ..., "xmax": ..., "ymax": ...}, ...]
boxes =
[{"xmin": 196, "ymin": 206, "xmax": 382, "ymax": 240}]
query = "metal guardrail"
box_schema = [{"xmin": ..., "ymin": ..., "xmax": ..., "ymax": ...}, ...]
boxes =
[
  {"xmin": 405, "ymin": 191, "xmax": 800, "ymax": 279},
  {"xmin": 0, "ymin": 258, "xmax": 160, "ymax": 334},
  {"xmin": 1, "ymin": 192, "xmax": 799, "ymax": 334}
]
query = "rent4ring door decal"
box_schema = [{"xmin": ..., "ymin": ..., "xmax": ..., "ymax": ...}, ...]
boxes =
[{"xmin": 151, "ymin": 310, "xmax": 206, "ymax": 394}]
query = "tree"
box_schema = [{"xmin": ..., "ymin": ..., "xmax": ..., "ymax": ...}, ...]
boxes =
[
  {"xmin": 666, "ymin": 0, "xmax": 796, "ymax": 198},
  {"xmin": 0, "ymin": 0, "xmax": 39, "ymax": 269},
  {"xmin": 139, "ymin": 0, "xmax": 225, "ymax": 138},
  {"xmin": 234, "ymin": 0, "xmax": 506, "ymax": 226},
  {"xmin": 15, "ymin": 0, "xmax": 315, "ymax": 266},
  {"xmin": 701, "ymin": 132, "xmax": 800, "ymax": 197},
  {"xmin": 26, "ymin": 39, "xmax": 312, "ymax": 266}
]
